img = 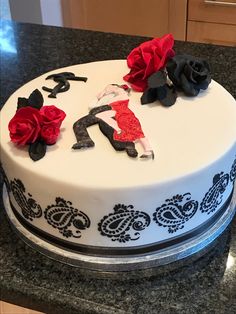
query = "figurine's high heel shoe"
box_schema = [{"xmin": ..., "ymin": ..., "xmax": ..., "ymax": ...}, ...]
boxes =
[{"xmin": 140, "ymin": 150, "xmax": 154, "ymax": 160}]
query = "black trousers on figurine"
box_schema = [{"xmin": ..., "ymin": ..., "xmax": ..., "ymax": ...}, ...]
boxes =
[{"xmin": 72, "ymin": 105, "xmax": 138, "ymax": 157}]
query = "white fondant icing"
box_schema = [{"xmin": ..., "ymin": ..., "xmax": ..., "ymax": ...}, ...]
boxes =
[{"xmin": 0, "ymin": 60, "xmax": 236, "ymax": 251}]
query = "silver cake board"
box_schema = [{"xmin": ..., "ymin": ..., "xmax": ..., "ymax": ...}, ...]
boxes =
[{"xmin": 2, "ymin": 184, "xmax": 236, "ymax": 273}]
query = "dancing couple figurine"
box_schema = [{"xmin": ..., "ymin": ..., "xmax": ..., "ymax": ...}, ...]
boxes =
[{"xmin": 72, "ymin": 84, "xmax": 154, "ymax": 159}]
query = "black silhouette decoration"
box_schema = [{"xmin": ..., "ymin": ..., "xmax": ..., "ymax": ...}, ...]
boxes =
[
  {"xmin": 42, "ymin": 72, "xmax": 87, "ymax": 98},
  {"xmin": 72, "ymin": 84, "xmax": 154, "ymax": 159}
]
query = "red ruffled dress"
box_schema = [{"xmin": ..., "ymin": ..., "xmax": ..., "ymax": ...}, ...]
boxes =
[{"xmin": 110, "ymin": 99, "xmax": 144, "ymax": 142}]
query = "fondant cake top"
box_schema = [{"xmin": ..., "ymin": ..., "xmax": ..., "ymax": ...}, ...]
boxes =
[{"xmin": 1, "ymin": 60, "xmax": 236, "ymax": 189}]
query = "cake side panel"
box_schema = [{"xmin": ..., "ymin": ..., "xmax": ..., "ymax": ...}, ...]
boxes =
[{"xmin": 2, "ymin": 144, "xmax": 235, "ymax": 251}]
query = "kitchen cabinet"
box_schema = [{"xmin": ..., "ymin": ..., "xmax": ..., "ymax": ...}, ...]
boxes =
[
  {"xmin": 61, "ymin": 0, "xmax": 187, "ymax": 40},
  {"xmin": 187, "ymin": 0, "xmax": 236, "ymax": 46},
  {"xmin": 61, "ymin": 0, "xmax": 236, "ymax": 46},
  {"xmin": 0, "ymin": 301, "xmax": 43, "ymax": 314}
]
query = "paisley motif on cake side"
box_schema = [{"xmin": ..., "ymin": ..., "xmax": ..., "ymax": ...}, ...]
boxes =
[
  {"xmin": 44, "ymin": 197, "xmax": 90, "ymax": 238},
  {"xmin": 10, "ymin": 178, "xmax": 42, "ymax": 221},
  {"xmin": 98, "ymin": 204, "xmax": 151, "ymax": 243},
  {"xmin": 200, "ymin": 172, "xmax": 229, "ymax": 215},
  {"xmin": 153, "ymin": 193, "xmax": 198, "ymax": 233}
]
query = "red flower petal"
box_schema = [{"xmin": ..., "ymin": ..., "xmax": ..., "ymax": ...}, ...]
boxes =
[
  {"xmin": 40, "ymin": 105, "xmax": 66, "ymax": 127},
  {"xmin": 123, "ymin": 34, "xmax": 175, "ymax": 92},
  {"xmin": 41, "ymin": 124, "xmax": 60, "ymax": 145},
  {"xmin": 8, "ymin": 107, "xmax": 42, "ymax": 145}
]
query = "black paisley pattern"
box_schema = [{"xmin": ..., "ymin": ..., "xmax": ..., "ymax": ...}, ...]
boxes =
[
  {"xmin": 10, "ymin": 178, "xmax": 42, "ymax": 221},
  {"xmin": 4, "ymin": 161, "xmax": 234, "ymax": 243},
  {"xmin": 98, "ymin": 204, "xmax": 151, "ymax": 243},
  {"xmin": 230, "ymin": 156, "xmax": 236, "ymax": 183},
  {"xmin": 44, "ymin": 197, "xmax": 90, "ymax": 238},
  {"xmin": 153, "ymin": 193, "xmax": 198, "ymax": 233},
  {"xmin": 200, "ymin": 172, "xmax": 229, "ymax": 215}
]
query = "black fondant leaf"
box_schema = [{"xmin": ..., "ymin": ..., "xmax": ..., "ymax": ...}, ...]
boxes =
[
  {"xmin": 148, "ymin": 71, "xmax": 167, "ymax": 88},
  {"xmin": 156, "ymin": 86, "xmax": 167, "ymax": 100},
  {"xmin": 29, "ymin": 140, "xmax": 47, "ymax": 161},
  {"xmin": 17, "ymin": 97, "xmax": 29, "ymax": 110},
  {"xmin": 141, "ymin": 85, "xmax": 177, "ymax": 107},
  {"xmin": 158, "ymin": 85, "xmax": 177, "ymax": 107},
  {"xmin": 28, "ymin": 89, "xmax": 44, "ymax": 109},
  {"xmin": 141, "ymin": 70, "xmax": 177, "ymax": 106},
  {"xmin": 141, "ymin": 88, "xmax": 157, "ymax": 104}
]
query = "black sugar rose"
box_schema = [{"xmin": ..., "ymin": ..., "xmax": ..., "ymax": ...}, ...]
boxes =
[{"xmin": 166, "ymin": 55, "xmax": 211, "ymax": 96}]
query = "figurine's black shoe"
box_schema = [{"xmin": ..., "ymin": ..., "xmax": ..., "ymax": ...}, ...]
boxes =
[
  {"xmin": 126, "ymin": 146, "xmax": 138, "ymax": 158},
  {"xmin": 72, "ymin": 139, "xmax": 95, "ymax": 149}
]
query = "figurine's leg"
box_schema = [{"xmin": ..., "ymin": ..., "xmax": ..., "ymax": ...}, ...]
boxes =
[
  {"xmin": 72, "ymin": 114, "xmax": 99, "ymax": 149},
  {"xmin": 98, "ymin": 121, "xmax": 138, "ymax": 158},
  {"xmin": 95, "ymin": 110, "xmax": 121, "ymax": 133},
  {"xmin": 139, "ymin": 137, "xmax": 154, "ymax": 160}
]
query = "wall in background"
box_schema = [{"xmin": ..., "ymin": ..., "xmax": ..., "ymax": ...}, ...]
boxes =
[
  {"xmin": 40, "ymin": 0, "xmax": 63, "ymax": 27},
  {"xmin": 9, "ymin": 0, "xmax": 42, "ymax": 24},
  {"xmin": 9, "ymin": 0, "xmax": 63, "ymax": 26},
  {"xmin": 0, "ymin": 0, "xmax": 11, "ymax": 20}
]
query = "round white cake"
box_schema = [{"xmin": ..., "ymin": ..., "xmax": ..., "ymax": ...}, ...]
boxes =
[{"xmin": 1, "ymin": 60, "xmax": 236, "ymax": 256}]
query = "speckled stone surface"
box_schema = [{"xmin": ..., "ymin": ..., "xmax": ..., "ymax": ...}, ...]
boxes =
[{"xmin": 0, "ymin": 20, "xmax": 236, "ymax": 314}]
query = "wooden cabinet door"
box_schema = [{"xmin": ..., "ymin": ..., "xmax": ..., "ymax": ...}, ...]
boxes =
[
  {"xmin": 187, "ymin": 0, "xmax": 236, "ymax": 46},
  {"xmin": 187, "ymin": 21, "xmax": 236, "ymax": 46},
  {"xmin": 61, "ymin": 0, "xmax": 187, "ymax": 40},
  {"xmin": 188, "ymin": 0, "xmax": 236, "ymax": 25}
]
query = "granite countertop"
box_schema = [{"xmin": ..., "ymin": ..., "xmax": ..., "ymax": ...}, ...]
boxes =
[{"xmin": 0, "ymin": 20, "xmax": 236, "ymax": 314}]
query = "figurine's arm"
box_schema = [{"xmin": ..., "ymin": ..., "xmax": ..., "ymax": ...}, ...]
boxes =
[{"xmin": 96, "ymin": 85, "xmax": 114, "ymax": 100}]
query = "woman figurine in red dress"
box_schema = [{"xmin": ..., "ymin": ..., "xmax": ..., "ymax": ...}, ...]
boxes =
[{"xmin": 73, "ymin": 84, "xmax": 154, "ymax": 159}]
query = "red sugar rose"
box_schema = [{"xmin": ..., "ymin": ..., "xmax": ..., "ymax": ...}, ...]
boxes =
[
  {"xmin": 41, "ymin": 124, "xmax": 60, "ymax": 145},
  {"xmin": 40, "ymin": 105, "xmax": 66, "ymax": 127},
  {"xmin": 8, "ymin": 107, "xmax": 42, "ymax": 145},
  {"xmin": 123, "ymin": 34, "xmax": 175, "ymax": 92}
]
